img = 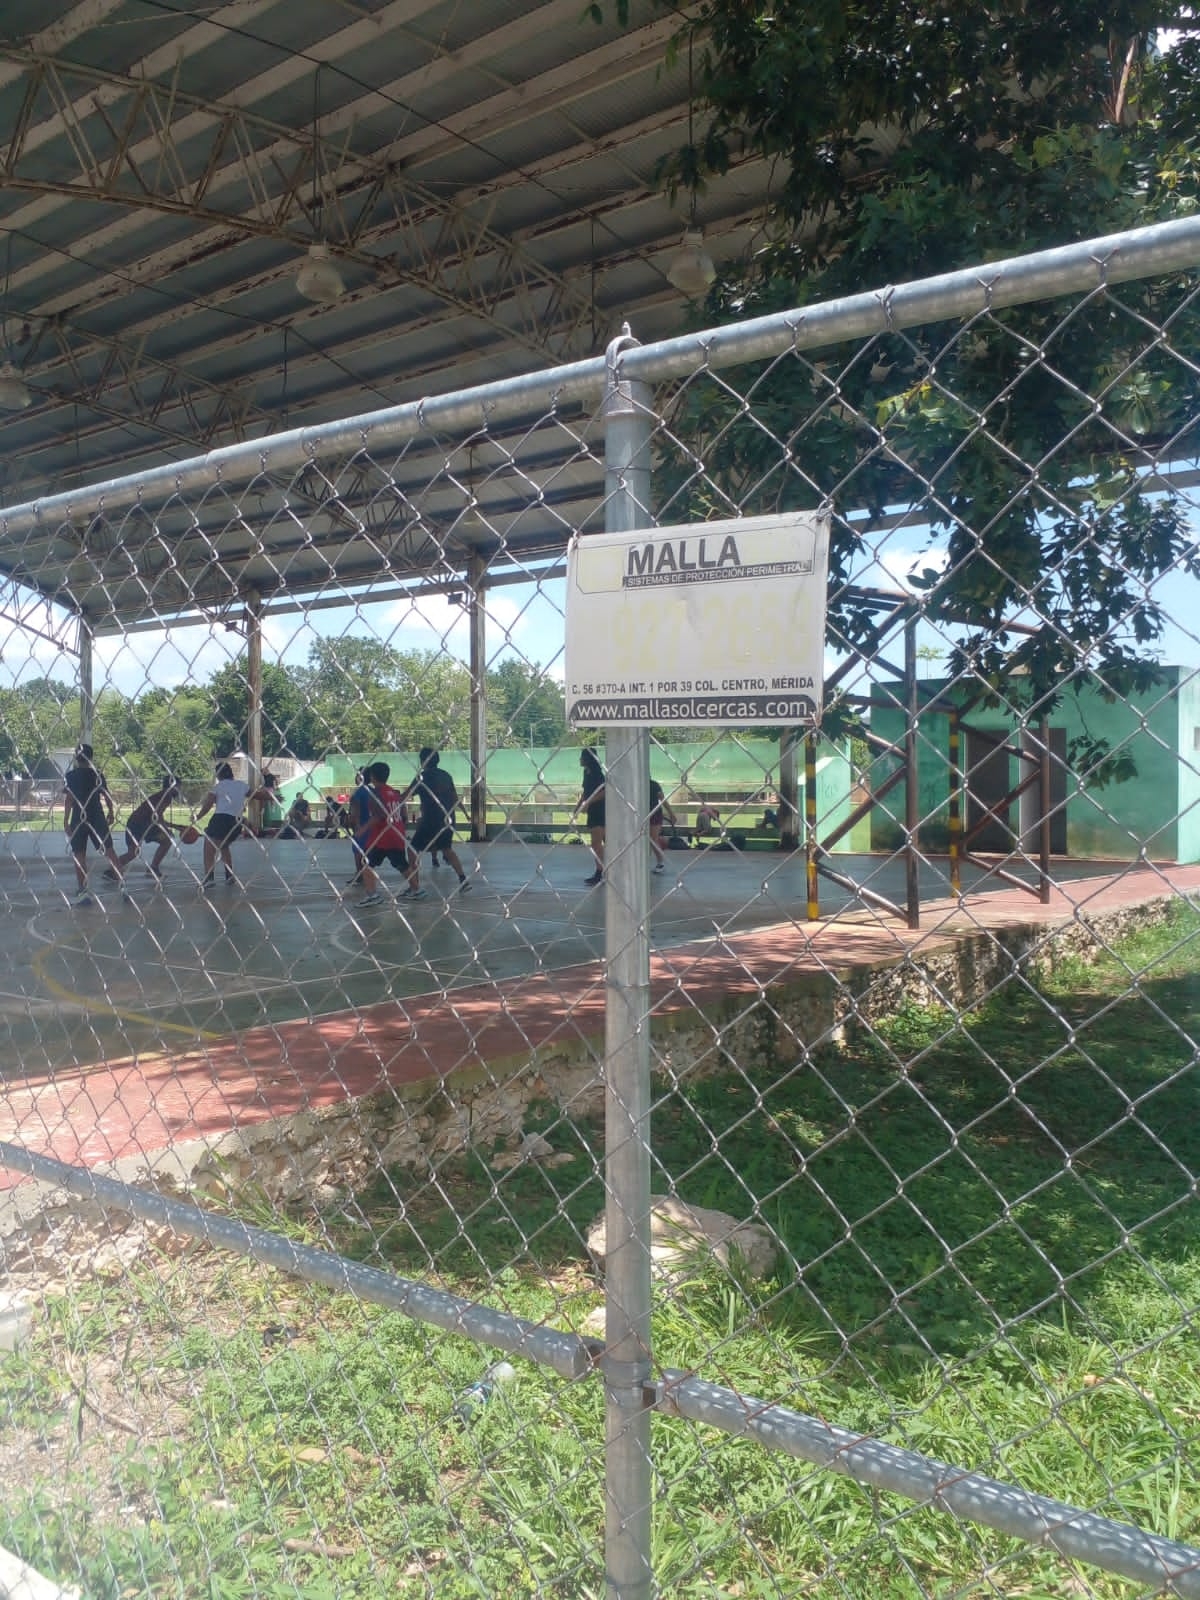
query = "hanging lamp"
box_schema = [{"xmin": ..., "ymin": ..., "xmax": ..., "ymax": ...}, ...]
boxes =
[
  {"xmin": 296, "ymin": 243, "xmax": 346, "ymax": 304},
  {"xmin": 666, "ymin": 36, "xmax": 717, "ymax": 298},
  {"xmin": 0, "ymin": 237, "xmax": 32, "ymax": 408},
  {"xmin": 296, "ymin": 66, "xmax": 345, "ymax": 304},
  {"xmin": 667, "ymin": 228, "xmax": 717, "ymax": 296},
  {"xmin": 0, "ymin": 361, "xmax": 32, "ymax": 411}
]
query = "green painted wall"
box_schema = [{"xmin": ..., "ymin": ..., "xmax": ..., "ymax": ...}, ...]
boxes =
[
  {"xmin": 869, "ymin": 668, "xmax": 1197, "ymax": 863},
  {"xmin": 1176, "ymin": 673, "xmax": 1200, "ymax": 865},
  {"xmin": 276, "ymin": 736, "xmax": 854, "ymax": 847}
]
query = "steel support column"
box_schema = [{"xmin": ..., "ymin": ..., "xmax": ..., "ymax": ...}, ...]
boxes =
[
  {"xmin": 77, "ymin": 615, "xmax": 94, "ymax": 749},
  {"xmin": 245, "ymin": 591, "xmax": 263, "ymax": 829},
  {"xmin": 1039, "ymin": 716, "xmax": 1053, "ymax": 904},
  {"xmin": 779, "ymin": 730, "xmax": 799, "ymax": 851},
  {"xmin": 805, "ymin": 731, "xmax": 819, "ymax": 921},
  {"xmin": 904, "ymin": 618, "xmax": 921, "ymax": 930},
  {"xmin": 948, "ymin": 706, "xmax": 962, "ymax": 895},
  {"xmin": 468, "ymin": 554, "xmax": 488, "ymax": 844}
]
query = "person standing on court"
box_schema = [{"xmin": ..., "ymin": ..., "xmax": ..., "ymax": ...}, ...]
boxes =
[
  {"xmin": 109, "ymin": 774, "xmax": 181, "ymax": 883},
  {"xmin": 571, "ymin": 746, "xmax": 606, "ymax": 886},
  {"xmin": 346, "ymin": 768, "xmax": 375, "ymax": 885},
  {"xmin": 258, "ymin": 773, "xmax": 286, "ymax": 836},
  {"xmin": 193, "ymin": 761, "xmax": 272, "ymax": 889},
  {"xmin": 355, "ymin": 761, "xmax": 422, "ymax": 906},
  {"xmin": 649, "ymin": 776, "xmax": 676, "ymax": 874},
  {"xmin": 62, "ymin": 743, "xmax": 127, "ymax": 904},
  {"xmin": 401, "ymin": 747, "xmax": 470, "ymax": 895}
]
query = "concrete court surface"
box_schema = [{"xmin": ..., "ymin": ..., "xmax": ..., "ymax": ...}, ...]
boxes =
[{"xmin": 0, "ymin": 824, "xmax": 1138, "ymax": 1080}]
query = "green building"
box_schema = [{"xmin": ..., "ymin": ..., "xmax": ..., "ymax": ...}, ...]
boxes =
[{"xmin": 869, "ymin": 666, "xmax": 1200, "ymax": 863}]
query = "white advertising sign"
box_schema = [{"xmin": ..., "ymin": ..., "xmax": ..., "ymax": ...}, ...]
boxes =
[{"xmin": 565, "ymin": 510, "xmax": 830, "ymax": 729}]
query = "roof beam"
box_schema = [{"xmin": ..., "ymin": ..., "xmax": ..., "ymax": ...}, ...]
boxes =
[
  {"xmin": 0, "ymin": 10, "xmax": 657, "ymax": 353},
  {"xmin": 0, "ymin": 197, "xmax": 764, "ymax": 497}
]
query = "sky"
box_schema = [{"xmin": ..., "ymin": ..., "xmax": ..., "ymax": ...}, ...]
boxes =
[
  {"xmin": 2, "ymin": 520, "xmax": 1195, "ymax": 716},
  {"xmin": 3, "ymin": 26, "xmax": 1197, "ymax": 716}
]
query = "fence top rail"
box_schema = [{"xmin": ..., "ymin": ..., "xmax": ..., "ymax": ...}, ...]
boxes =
[{"xmin": 1, "ymin": 215, "xmax": 1198, "ymax": 542}]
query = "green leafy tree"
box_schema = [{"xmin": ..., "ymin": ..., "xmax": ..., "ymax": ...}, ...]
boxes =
[
  {"xmin": 297, "ymin": 637, "xmax": 471, "ymax": 756},
  {"xmin": 206, "ymin": 657, "xmax": 311, "ymax": 757},
  {"xmin": 0, "ymin": 685, "xmax": 77, "ymax": 775},
  {"xmin": 91, "ymin": 689, "xmax": 149, "ymax": 783},
  {"xmin": 392, "ymin": 651, "xmax": 472, "ymax": 750},
  {"xmin": 643, "ymin": 3, "xmax": 1200, "ymax": 705},
  {"xmin": 14, "ymin": 677, "xmax": 74, "ymax": 708},
  {"xmin": 487, "ymin": 659, "xmax": 568, "ymax": 748},
  {"xmin": 138, "ymin": 692, "xmax": 218, "ymax": 783}
]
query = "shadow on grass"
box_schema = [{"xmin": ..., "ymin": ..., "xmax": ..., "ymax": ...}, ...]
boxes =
[{"xmin": 343, "ymin": 906, "xmax": 1200, "ymax": 1368}]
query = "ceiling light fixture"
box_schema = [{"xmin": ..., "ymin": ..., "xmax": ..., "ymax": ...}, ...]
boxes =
[
  {"xmin": 667, "ymin": 35, "xmax": 717, "ymax": 299},
  {"xmin": 0, "ymin": 361, "xmax": 32, "ymax": 411},
  {"xmin": 667, "ymin": 228, "xmax": 717, "ymax": 297},
  {"xmin": 0, "ymin": 236, "xmax": 32, "ymax": 410},
  {"xmin": 296, "ymin": 243, "xmax": 346, "ymax": 304},
  {"xmin": 296, "ymin": 65, "xmax": 346, "ymax": 305}
]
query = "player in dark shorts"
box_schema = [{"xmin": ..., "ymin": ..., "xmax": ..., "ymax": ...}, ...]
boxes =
[
  {"xmin": 355, "ymin": 762, "xmax": 422, "ymax": 906},
  {"xmin": 108, "ymin": 775, "xmax": 180, "ymax": 883},
  {"xmin": 402, "ymin": 747, "xmax": 470, "ymax": 895},
  {"xmin": 571, "ymin": 746, "xmax": 606, "ymax": 886},
  {"xmin": 345, "ymin": 770, "xmax": 375, "ymax": 886},
  {"xmin": 62, "ymin": 744, "xmax": 127, "ymax": 905},
  {"xmin": 648, "ymin": 777, "xmax": 676, "ymax": 874}
]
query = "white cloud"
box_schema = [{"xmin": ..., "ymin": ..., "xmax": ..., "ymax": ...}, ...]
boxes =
[
  {"xmin": 873, "ymin": 545, "xmax": 950, "ymax": 593},
  {"xmin": 94, "ymin": 625, "xmax": 248, "ymax": 697},
  {"xmin": 0, "ymin": 572, "xmax": 574, "ymax": 699}
]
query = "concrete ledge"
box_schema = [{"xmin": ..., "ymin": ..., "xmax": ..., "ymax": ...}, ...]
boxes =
[{"xmin": 0, "ymin": 869, "xmax": 1195, "ymax": 1255}]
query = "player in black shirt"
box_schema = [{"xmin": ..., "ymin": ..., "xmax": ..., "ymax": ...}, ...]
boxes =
[
  {"xmin": 62, "ymin": 744, "xmax": 127, "ymax": 904},
  {"xmin": 401, "ymin": 747, "xmax": 470, "ymax": 895}
]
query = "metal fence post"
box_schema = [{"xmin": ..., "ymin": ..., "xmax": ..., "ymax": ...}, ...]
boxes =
[
  {"xmin": 805, "ymin": 731, "xmax": 820, "ymax": 921},
  {"xmin": 76, "ymin": 614, "xmax": 94, "ymax": 748},
  {"xmin": 779, "ymin": 729, "xmax": 799, "ymax": 851},
  {"xmin": 1038, "ymin": 715, "xmax": 1053, "ymax": 903},
  {"xmin": 948, "ymin": 705, "xmax": 962, "ymax": 895},
  {"xmin": 904, "ymin": 617, "xmax": 921, "ymax": 929},
  {"xmin": 600, "ymin": 330, "xmax": 654, "ymax": 1600},
  {"xmin": 467, "ymin": 552, "xmax": 488, "ymax": 843}
]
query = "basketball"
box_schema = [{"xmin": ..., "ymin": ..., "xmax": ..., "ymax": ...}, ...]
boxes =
[{"xmin": 180, "ymin": 825, "xmax": 200, "ymax": 845}]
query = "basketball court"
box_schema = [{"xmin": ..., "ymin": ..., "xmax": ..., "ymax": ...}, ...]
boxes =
[{"xmin": 0, "ymin": 826, "xmax": 1143, "ymax": 1080}]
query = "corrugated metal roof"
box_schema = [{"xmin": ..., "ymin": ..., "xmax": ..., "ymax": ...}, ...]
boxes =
[{"xmin": 0, "ymin": 0, "xmax": 772, "ymax": 626}]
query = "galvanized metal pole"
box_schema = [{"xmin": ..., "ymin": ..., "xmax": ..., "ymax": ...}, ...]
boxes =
[
  {"xmin": 1038, "ymin": 715, "xmax": 1052, "ymax": 904},
  {"xmin": 76, "ymin": 616, "xmax": 94, "ymax": 749},
  {"xmin": 778, "ymin": 731, "xmax": 799, "ymax": 851},
  {"xmin": 245, "ymin": 590, "xmax": 264, "ymax": 828},
  {"xmin": 904, "ymin": 618, "xmax": 921, "ymax": 929},
  {"xmin": 948, "ymin": 706, "xmax": 962, "ymax": 895},
  {"xmin": 805, "ymin": 731, "xmax": 820, "ymax": 921},
  {"xmin": 600, "ymin": 330, "xmax": 654, "ymax": 1600},
  {"xmin": 467, "ymin": 553, "xmax": 488, "ymax": 844}
]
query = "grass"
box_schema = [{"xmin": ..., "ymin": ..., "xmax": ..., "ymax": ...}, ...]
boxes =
[{"xmin": 1, "ymin": 906, "xmax": 1199, "ymax": 1596}]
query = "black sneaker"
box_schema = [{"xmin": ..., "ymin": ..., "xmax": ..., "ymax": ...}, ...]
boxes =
[{"xmin": 583, "ymin": 871, "xmax": 603, "ymax": 886}]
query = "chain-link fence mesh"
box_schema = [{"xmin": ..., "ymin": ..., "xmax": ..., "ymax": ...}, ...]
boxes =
[{"xmin": 0, "ymin": 218, "xmax": 1199, "ymax": 1598}]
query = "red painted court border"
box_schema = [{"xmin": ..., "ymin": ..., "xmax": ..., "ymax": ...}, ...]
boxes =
[{"xmin": 2, "ymin": 864, "xmax": 1197, "ymax": 1189}]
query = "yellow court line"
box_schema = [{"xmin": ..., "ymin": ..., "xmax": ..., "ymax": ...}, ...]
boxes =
[{"xmin": 31, "ymin": 935, "xmax": 223, "ymax": 1042}]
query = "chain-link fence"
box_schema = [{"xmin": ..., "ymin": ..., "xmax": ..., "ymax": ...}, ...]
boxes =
[{"xmin": 0, "ymin": 216, "xmax": 1199, "ymax": 1599}]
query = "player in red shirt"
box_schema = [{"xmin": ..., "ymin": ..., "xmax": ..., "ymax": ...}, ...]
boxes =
[{"xmin": 355, "ymin": 761, "xmax": 423, "ymax": 907}]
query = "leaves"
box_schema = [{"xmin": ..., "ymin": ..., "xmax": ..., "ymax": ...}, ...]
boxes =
[{"xmin": 650, "ymin": 2, "xmax": 1200, "ymax": 708}]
